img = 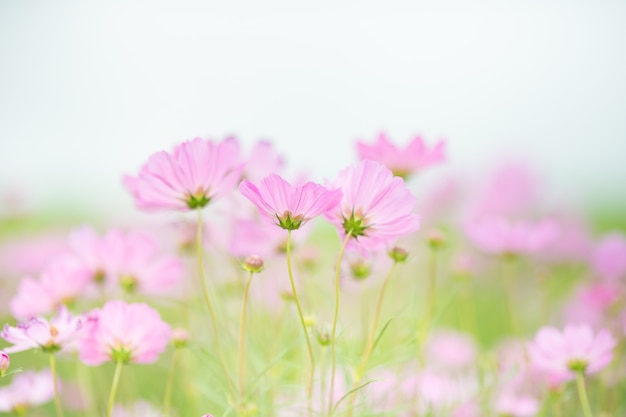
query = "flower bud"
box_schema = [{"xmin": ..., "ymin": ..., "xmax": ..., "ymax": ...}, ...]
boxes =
[
  {"xmin": 427, "ymin": 229, "xmax": 446, "ymax": 249},
  {"xmin": 242, "ymin": 255, "xmax": 264, "ymax": 273},
  {"xmin": 350, "ymin": 259, "xmax": 371, "ymax": 280},
  {"xmin": 172, "ymin": 328, "xmax": 190, "ymax": 348},
  {"xmin": 315, "ymin": 327, "xmax": 331, "ymax": 346},
  {"xmin": 0, "ymin": 351, "xmax": 9, "ymax": 376},
  {"xmin": 303, "ymin": 315, "xmax": 316, "ymax": 328},
  {"xmin": 388, "ymin": 246, "xmax": 409, "ymax": 263}
]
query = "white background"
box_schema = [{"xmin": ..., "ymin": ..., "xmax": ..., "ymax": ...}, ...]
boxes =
[{"xmin": 1, "ymin": 0, "xmax": 625, "ymax": 214}]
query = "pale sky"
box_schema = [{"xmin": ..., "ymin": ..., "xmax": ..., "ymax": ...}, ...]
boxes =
[{"xmin": 1, "ymin": 0, "xmax": 625, "ymax": 214}]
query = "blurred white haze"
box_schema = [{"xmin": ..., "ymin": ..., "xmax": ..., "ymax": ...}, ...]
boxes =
[{"xmin": 1, "ymin": 0, "xmax": 625, "ymax": 216}]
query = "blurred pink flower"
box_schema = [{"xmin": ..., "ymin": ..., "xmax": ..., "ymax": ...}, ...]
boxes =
[
  {"xmin": 227, "ymin": 217, "xmax": 287, "ymax": 258},
  {"xmin": 9, "ymin": 257, "xmax": 92, "ymax": 320},
  {"xmin": 563, "ymin": 282, "xmax": 621, "ymax": 328},
  {"xmin": 326, "ymin": 160, "xmax": 420, "ymax": 252},
  {"xmin": 527, "ymin": 324, "xmax": 616, "ymax": 381},
  {"xmin": 452, "ymin": 401, "xmax": 480, "ymax": 417},
  {"xmin": 0, "ymin": 370, "xmax": 54, "ymax": 412},
  {"xmin": 69, "ymin": 227, "xmax": 184, "ymax": 295},
  {"xmin": 80, "ymin": 300, "xmax": 171, "ymax": 365},
  {"xmin": 592, "ymin": 232, "xmax": 626, "ymax": 281},
  {"xmin": 239, "ymin": 174, "xmax": 342, "ymax": 230},
  {"xmin": 124, "ymin": 137, "xmax": 243, "ymax": 211},
  {"xmin": 465, "ymin": 216, "xmax": 558, "ymax": 256},
  {"xmin": 356, "ymin": 132, "xmax": 445, "ymax": 179},
  {"xmin": 243, "ymin": 139, "xmax": 285, "ymax": 182},
  {"xmin": 2, "ymin": 306, "xmax": 93, "ymax": 354},
  {"xmin": 492, "ymin": 391, "xmax": 539, "ymax": 417},
  {"xmin": 424, "ymin": 330, "xmax": 478, "ymax": 370}
]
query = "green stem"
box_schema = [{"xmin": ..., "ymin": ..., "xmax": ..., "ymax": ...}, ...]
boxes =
[
  {"xmin": 576, "ymin": 372, "xmax": 594, "ymax": 417},
  {"xmin": 49, "ymin": 354, "xmax": 64, "ymax": 417},
  {"xmin": 328, "ymin": 232, "xmax": 353, "ymax": 417},
  {"xmin": 502, "ymin": 256, "xmax": 519, "ymax": 336},
  {"xmin": 196, "ymin": 209, "xmax": 236, "ymax": 398},
  {"xmin": 163, "ymin": 348, "xmax": 180, "ymax": 416},
  {"xmin": 106, "ymin": 360, "xmax": 124, "ymax": 417},
  {"xmin": 417, "ymin": 246, "xmax": 438, "ymax": 360},
  {"xmin": 238, "ymin": 271, "xmax": 254, "ymax": 403},
  {"xmin": 346, "ymin": 261, "xmax": 397, "ymax": 417},
  {"xmin": 286, "ymin": 229, "xmax": 315, "ymax": 417}
]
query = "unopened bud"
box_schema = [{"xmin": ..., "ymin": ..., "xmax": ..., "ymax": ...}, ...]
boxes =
[
  {"xmin": 315, "ymin": 327, "xmax": 331, "ymax": 346},
  {"xmin": 243, "ymin": 255, "xmax": 264, "ymax": 273},
  {"xmin": 172, "ymin": 328, "xmax": 190, "ymax": 348},
  {"xmin": 388, "ymin": 246, "xmax": 409, "ymax": 263},
  {"xmin": 0, "ymin": 351, "xmax": 9, "ymax": 376},
  {"xmin": 303, "ymin": 315, "xmax": 316, "ymax": 328},
  {"xmin": 281, "ymin": 291, "xmax": 295, "ymax": 302},
  {"xmin": 427, "ymin": 229, "xmax": 446, "ymax": 249},
  {"xmin": 350, "ymin": 260, "xmax": 371, "ymax": 281}
]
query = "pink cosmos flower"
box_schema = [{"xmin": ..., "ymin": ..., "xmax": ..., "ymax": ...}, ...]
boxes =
[
  {"xmin": 2, "ymin": 306, "xmax": 93, "ymax": 354},
  {"xmin": 124, "ymin": 137, "xmax": 243, "ymax": 211},
  {"xmin": 465, "ymin": 216, "xmax": 558, "ymax": 256},
  {"xmin": 0, "ymin": 370, "xmax": 54, "ymax": 413},
  {"xmin": 527, "ymin": 324, "xmax": 616, "ymax": 381},
  {"xmin": 563, "ymin": 282, "xmax": 621, "ymax": 327},
  {"xmin": 239, "ymin": 174, "xmax": 342, "ymax": 230},
  {"xmin": 243, "ymin": 140, "xmax": 285, "ymax": 182},
  {"xmin": 80, "ymin": 300, "xmax": 171, "ymax": 365},
  {"xmin": 424, "ymin": 330, "xmax": 478, "ymax": 370},
  {"xmin": 325, "ymin": 160, "xmax": 420, "ymax": 251},
  {"xmin": 10, "ymin": 256, "xmax": 92, "ymax": 320},
  {"xmin": 355, "ymin": 132, "xmax": 445, "ymax": 179},
  {"xmin": 69, "ymin": 227, "xmax": 184, "ymax": 295},
  {"xmin": 592, "ymin": 232, "xmax": 626, "ymax": 281},
  {"xmin": 0, "ymin": 351, "xmax": 9, "ymax": 375}
]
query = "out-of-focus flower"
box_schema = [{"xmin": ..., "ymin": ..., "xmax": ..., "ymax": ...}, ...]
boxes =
[
  {"xmin": 592, "ymin": 232, "xmax": 626, "ymax": 281},
  {"xmin": 69, "ymin": 227, "xmax": 184, "ymax": 295},
  {"xmin": 243, "ymin": 140, "xmax": 285, "ymax": 182},
  {"xmin": 112, "ymin": 401, "xmax": 162, "ymax": 417},
  {"xmin": 465, "ymin": 216, "xmax": 558, "ymax": 257},
  {"xmin": 355, "ymin": 132, "xmax": 445, "ymax": 179},
  {"xmin": 0, "ymin": 352, "xmax": 9, "ymax": 376},
  {"xmin": 2, "ymin": 306, "xmax": 93, "ymax": 354},
  {"xmin": 10, "ymin": 257, "xmax": 92, "ymax": 320},
  {"xmin": 326, "ymin": 160, "xmax": 420, "ymax": 252},
  {"xmin": 124, "ymin": 137, "xmax": 243, "ymax": 211},
  {"xmin": 424, "ymin": 330, "xmax": 478, "ymax": 370},
  {"xmin": 239, "ymin": 174, "xmax": 342, "ymax": 231},
  {"xmin": 0, "ymin": 370, "xmax": 54, "ymax": 412},
  {"xmin": 492, "ymin": 391, "xmax": 539, "ymax": 417},
  {"xmin": 80, "ymin": 300, "xmax": 171, "ymax": 365},
  {"xmin": 563, "ymin": 282, "xmax": 622, "ymax": 328},
  {"xmin": 527, "ymin": 324, "xmax": 616, "ymax": 381}
]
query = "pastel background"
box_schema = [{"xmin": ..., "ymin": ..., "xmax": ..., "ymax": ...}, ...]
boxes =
[{"xmin": 1, "ymin": 0, "xmax": 625, "ymax": 214}]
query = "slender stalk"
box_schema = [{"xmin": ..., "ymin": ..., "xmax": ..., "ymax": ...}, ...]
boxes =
[
  {"xmin": 49, "ymin": 354, "xmax": 64, "ymax": 417},
  {"xmin": 328, "ymin": 232, "xmax": 353, "ymax": 416},
  {"xmin": 163, "ymin": 348, "xmax": 180, "ymax": 416},
  {"xmin": 196, "ymin": 209, "xmax": 236, "ymax": 398},
  {"xmin": 417, "ymin": 246, "xmax": 438, "ymax": 359},
  {"xmin": 575, "ymin": 372, "xmax": 594, "ymax": 417},
  {"xmin": 502, "ymin": 256, "xmax": 519, "ymax": 335},
  {"xmin": 106, "ymin": 360, "xmax": 124, "ymax": 417},
  {"xmin": 286, "ymin": 229, "xmax": 315, "ymax": 417},
  {"xmin": 345, "ymin": 262, "xmax": 397, "ymax": 417},
  {"xmin": 320, "ymin": 346, "xmax": 328, "ymax": 415},
  {"xmin": 238, "ymin": 270, "xmax": 254, "ymax": 402}
]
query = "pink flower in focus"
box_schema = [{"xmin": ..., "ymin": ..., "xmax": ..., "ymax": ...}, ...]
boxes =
[
  {"xmin": 124, "ymin": 137, "xmax": 243, "ymax": 211},
  {"xmin": 239, "ymin": 174, "xmax": 342, "ymax": 230},
  {"xmin": 527, "ymin": 324, "xmax": 616, "ymax": 381},
  {"xmin": 592, "ymin": 232, "xmax": 626, "ymax": 281},
  {"xmin": 326, "ymin": 160, "xmax": 420, "ymax": 251},
  {"xmin": 10, "ymin": 256, "xmax": 92, "ymax": 320},
  {"xmin": 0, "ymin": 370, "xmax": 54, "ymax": 412},
  {"xmin": 2, "ymin": 306, "xmax": 93, "ymax": 354},
  {"xmin": 356, "ymin": 132, "xmax": 445, "ymax": 179},
  {"xmin": 80, "ymin": 300, "xmax": 171, "ymax": 365},
  {"xmin": 465, "ymin": 216, "xmax": 558, "ymax": 256}
]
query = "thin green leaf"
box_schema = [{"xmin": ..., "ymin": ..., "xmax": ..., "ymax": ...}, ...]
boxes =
[
  {"xmin": 370, "ymin": 319, "xmax": 393, "ymax": 354},
  {"xmin": 332, "ymin": 379, "xmax": 381, "ymax": 415}
]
